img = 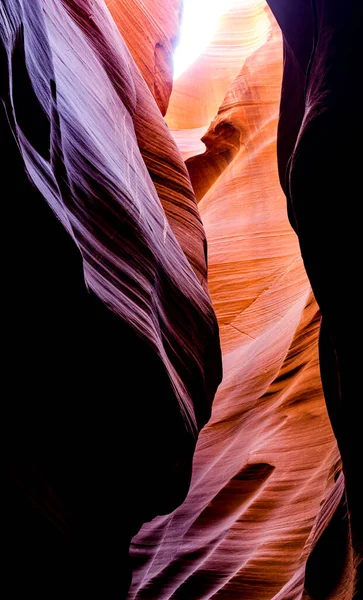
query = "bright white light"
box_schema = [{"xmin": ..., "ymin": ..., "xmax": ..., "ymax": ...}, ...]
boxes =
[{"xmin": 173, "ymin": 0, "xmax": 236, "ymax": 79}]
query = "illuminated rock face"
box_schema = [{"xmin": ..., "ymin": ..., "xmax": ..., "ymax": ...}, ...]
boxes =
[
  {"xmin": 2, "ymin": 0, "xmax": 221, "ymax": 596},
  {"xmin": 166, "ymin": 0, "xmax": 271, "ymax": 160},
  {"xmin": 105, "ymin": 0, "xmax": 181, "ymax": 115},
  {"xmin": 129, "ymin": 8, "xmax": 347, "ymax": 598}
]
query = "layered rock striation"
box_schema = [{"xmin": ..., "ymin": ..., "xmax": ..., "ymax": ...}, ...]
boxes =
[{"xmin": 2, "ymin": 0, "xmax": 221, "ymax": 596}]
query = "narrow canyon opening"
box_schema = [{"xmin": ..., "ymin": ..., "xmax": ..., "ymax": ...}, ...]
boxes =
[{"xmin": 3, "ymin": 1, "xmax": 361, "ymax": 599}]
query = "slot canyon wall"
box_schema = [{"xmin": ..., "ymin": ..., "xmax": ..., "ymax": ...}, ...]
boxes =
[
  {"xmin": 129, "ymin": 2, "xmax": 359, "ymax": 598},
  {"xmin": 2, "ymin": 0, "xmax": 362, "ymax": 599},
  {"xmin": 3, "ymin": 0, "xmax": 221, "ymax": 595}
]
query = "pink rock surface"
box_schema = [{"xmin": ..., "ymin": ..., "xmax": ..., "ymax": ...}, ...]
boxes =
[{"xmin": 3, "ymin": 0, "xmax": 221, "ymax": 595}]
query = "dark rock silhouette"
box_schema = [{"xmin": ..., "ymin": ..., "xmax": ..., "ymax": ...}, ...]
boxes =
[{"xmin": 268, "ymin": 0, "xmax": 363, "ymax": 595}]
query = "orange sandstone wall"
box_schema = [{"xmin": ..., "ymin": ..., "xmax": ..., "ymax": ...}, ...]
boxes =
[
  {"xmin": 105, "ymin": 0, "xmax": 181, "ymax": 115},
  {"xmin": 129, "ymin": 6, "xmax": 345, "ymax": 599}
]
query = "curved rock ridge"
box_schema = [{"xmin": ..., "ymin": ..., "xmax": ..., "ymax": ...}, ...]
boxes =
[
  {"xmin": 129, "ymin": 8, "xmax": 340, "ymax": 599},
  {"xmin": 2, "ymin": 0, "xmax": 221, "ymax": 596},
  {"xmin": 105, "ymin": 0, "xmax": 181, "ymax": 115}
]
